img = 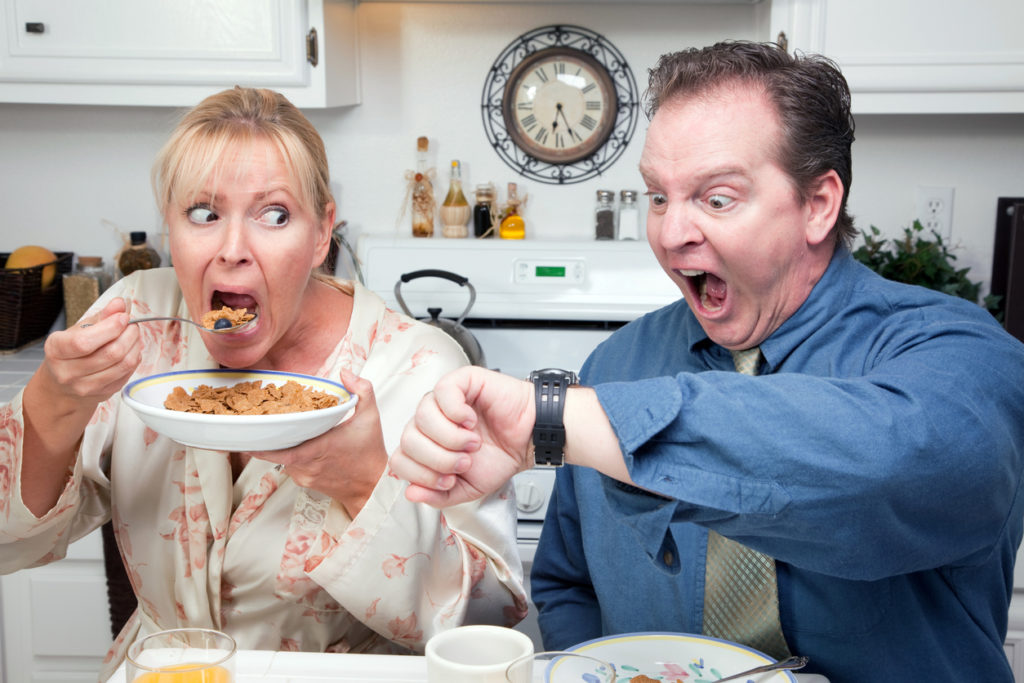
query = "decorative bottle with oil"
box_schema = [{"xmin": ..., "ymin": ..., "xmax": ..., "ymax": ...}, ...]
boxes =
[{"xmin": 499, "ymin": 182, "xmax": 526, "ymax": 240}]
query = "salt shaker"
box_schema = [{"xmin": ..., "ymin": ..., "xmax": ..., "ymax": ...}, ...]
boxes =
[
  {"xmin": 595, "ymin": 190, "xmax": 615, "ymax": 240},
  {"xmin": 617, "ymin": 190, "xmax": 641, "ymax": 240}
]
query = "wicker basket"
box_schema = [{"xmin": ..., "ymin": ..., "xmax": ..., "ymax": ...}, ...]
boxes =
[{"xmin": 0, "ymin": 251, "xmax": 74, "ymax": 352}]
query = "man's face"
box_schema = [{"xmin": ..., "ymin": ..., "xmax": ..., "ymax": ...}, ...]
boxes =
[{"xmin": 639, "ymin": 85, "xmax": 835, "ymax": 350}]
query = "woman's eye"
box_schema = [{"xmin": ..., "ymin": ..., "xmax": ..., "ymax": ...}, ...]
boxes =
[
  {"xmin": 707, "ymin": 194, "xmax": 733, "ymax": 210},
  {"xmin": 186, "ymin": 205, "xmax": 217, "ymax": 224},
  {"xmin": 258, "ymin": 206, "xmax": 290, "ymax": 227}
]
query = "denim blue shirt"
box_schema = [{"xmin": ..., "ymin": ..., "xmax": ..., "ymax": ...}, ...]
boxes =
[{"xmin": 531, "ymin": 248, "xmax": 1024, "ymax": 682}]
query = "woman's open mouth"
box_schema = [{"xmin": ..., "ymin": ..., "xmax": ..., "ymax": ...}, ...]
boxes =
[
  {"xmin": 210, "ymin": 290, "xmax": 259, "ymax": 323},
  {"xmin": 679, "ymin": 269, "xmax": 727, "ymax": 312}
]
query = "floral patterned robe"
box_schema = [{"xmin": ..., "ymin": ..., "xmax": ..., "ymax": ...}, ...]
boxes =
[{"xmin": 0, "ymin": 268, "xmax": 527, "ymax": 681}]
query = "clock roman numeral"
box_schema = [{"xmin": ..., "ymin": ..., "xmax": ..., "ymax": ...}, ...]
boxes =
[
  {"xmin": 582, "ymin": 82, "xmax": 597, "ymax": 94},
  {"xmin": 534, "ymin": 127, "xmax": 549, "ymax": 145},
  {"xmin": 580, "ymin": 115, "xmax": 597, "ymax": 131},
  {"xmin": 533, "ymin": 66, "xmax": 549, "ymax": 83},
  {"xmin": 518, "ymin": 102, "xmax": 533, "ymax": 110},
  {"xmin": 570, "ymin": 128, "xmax": 583, "ymax": 143},
  {"xmin": 520, "ymin": 114, "xmax": 538, "ymax": 131},
  {"xmin": 555, "ymin": 132, "xmax": 565, "ymax": 148},
  {"xmin": 554, "ymin": 62, "xmax": 566, "ymax": 75},
  {"xmin": 585, "ymin": 101, "xmax": 602, "ymax": 111}
]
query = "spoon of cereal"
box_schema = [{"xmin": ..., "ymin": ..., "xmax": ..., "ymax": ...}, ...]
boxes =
[{"xmin": 84, "ymin": 307, "xmax": 257, "ymax": 335}]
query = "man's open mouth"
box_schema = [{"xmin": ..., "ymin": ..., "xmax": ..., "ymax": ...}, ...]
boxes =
[{"xmin": 680, "ymin": 269, "xmax": 726, "ymax": 311}]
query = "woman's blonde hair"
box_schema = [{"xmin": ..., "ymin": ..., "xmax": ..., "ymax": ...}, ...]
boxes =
[{"xmin": 152, "ymin": 86, "xmax": 334, "ymax": 222}]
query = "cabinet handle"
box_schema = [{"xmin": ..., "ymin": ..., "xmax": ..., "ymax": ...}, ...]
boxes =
[
  {"xmin": 25, "ymin": 22, "xmax": 45, "ymax": 34},
  {"xmin": 306, "ymin": 28, "xmax": 318, "ymax": 67}
]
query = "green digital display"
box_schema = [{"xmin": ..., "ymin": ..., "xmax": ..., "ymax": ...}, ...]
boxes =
[{"xmin": 536, "ymin": 266, "xmax": 566, "ymax": 278}]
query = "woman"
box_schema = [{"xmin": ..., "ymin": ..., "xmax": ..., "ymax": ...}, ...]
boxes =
[{"xmin": 0, "ymin": 87, "xmax": 526, "ymax": 679}]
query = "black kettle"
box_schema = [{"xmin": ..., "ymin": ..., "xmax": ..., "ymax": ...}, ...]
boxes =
[{"xmin": 394, "ymin": 269, "xmax": 487, "ymax": 367}]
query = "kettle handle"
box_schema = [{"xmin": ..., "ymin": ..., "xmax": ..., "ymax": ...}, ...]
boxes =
[{"xmin": 394, "ymin": 269, "xmax": 477, "ymax": 324}]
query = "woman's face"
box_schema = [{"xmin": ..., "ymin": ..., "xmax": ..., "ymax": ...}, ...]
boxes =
[{"xmin": 167, "ymin": 138, "xmax": 333, "ymax": 369}]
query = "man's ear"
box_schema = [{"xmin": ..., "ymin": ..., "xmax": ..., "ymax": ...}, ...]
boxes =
[{"xmin": 805, "ymin": 170, "xmax": 843, "ymax": 246}]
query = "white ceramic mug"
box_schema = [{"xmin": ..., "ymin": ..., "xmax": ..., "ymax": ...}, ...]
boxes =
[{"xmin": 426, "ymin": 625, "xmax": 534, "ymax": 683}]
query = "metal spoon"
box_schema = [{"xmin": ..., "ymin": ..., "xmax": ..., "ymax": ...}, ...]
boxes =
[
  {"xmin": 714, "ymin": 655, "xmax": 809, "ymax": 682},
  {"xmin": 82, "ymin": 313, "xmax": 258, "ymax": 335}
]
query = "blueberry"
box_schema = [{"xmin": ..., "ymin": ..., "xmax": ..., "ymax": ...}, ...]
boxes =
[{"xmin": 214, "ymin": 318, "xmax": 233, "ymax": 330}]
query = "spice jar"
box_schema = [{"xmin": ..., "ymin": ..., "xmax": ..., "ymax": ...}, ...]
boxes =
[
  {"xmin": 595, "ymin": 190, "xmax": 616, "ymax": 240},
  {"xmin": 617, "ymin": 190, "xmax": 641, "ymax": 240},
  {"xmin": 117, "ymin": 231, "xmax": 162, "ymax": 277}
]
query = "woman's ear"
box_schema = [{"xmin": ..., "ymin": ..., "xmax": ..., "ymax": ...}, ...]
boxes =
[
  {"xmin": 805, "ymin": 170, "xmax": 843, "ymax": 246},
  {"xmin": 313, "ymin": 203, "xmax": 336, "ymax": 267}
]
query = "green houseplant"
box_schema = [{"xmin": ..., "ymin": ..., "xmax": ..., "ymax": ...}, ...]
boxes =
[{"xmin": 852, "ymin": 220, "xmax": 1002, "ymax": 320}]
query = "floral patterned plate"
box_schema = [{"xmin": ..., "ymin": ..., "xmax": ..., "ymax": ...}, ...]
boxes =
[
  {"xmin": 565, "ymin": 632, "xmax": 798, "ymax": 683},
  {"xmin": 123, "ymin": 369, "xmax": 357, "ymax": 451}
]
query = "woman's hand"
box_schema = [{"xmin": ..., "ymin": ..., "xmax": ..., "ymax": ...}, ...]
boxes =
[
  {"xmin": 390, "ymin": 366, "xmax": 535, "ymax": 508},
  {"xmin": 248, "ymin": 368, "xmax": 387, "ymax": 518},
  {"xmin": 37, "ymin": 298, "xmax": 142, "ymax": 404},
  {"xmin": 21, "ymin": 297, "xmax": 142, "ymax": 516}
]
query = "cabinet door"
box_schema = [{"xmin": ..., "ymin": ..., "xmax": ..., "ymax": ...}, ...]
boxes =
[
  {"xmin": 770, "ymin": 0, "xmax": 1024, "ymax": 113},
  {"xmin": 0, "ymin": 0, "xmax": 358, "ymax": 107},
  {"xmin": 0, "ymin": 529, "xmax": 112, "ymax": 683}
]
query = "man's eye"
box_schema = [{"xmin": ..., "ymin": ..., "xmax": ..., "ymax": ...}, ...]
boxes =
[
  {"xmin": 186, "ymin": 206, "xmax": 217, "ymax": 224},
  {"xmin": 647, "ymin": 192, "xmax": 667, "ymax": 207},
  {"xmin": 707, "ymin": 194, "xmax": 733, "ymax": 209},
  {"xmin": 259, "ymin": 206, "xmax": 290, "ymax": 226}
]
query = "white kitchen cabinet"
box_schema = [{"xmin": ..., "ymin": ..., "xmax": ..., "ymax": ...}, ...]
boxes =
[
  {"xmin": 0, "ymin": 528, "xmax": 113, "ymax": 683},
  {"xmin": 0, "ymin": 0, "xmax": 359, "ymax": 108},
  {"xmin": 769, "ymin": 0, "xmax": 1024, "ymax": 113}
]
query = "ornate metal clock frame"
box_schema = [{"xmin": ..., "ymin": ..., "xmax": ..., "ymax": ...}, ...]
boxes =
[{"xmin": 480, "ymin": 24, "xmax": 640, "ymax": 185}]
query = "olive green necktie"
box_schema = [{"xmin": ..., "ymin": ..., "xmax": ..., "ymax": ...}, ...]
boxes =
[{"xmin": 702, "ymin": 347, "xmax": 791, "ymax": 659}]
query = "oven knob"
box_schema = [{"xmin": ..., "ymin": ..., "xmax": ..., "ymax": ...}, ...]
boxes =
[{"xmin": 514, "ymin": 481, "xmax": 545, "ymax": 513}]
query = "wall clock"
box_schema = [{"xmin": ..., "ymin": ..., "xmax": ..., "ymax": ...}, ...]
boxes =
[{"xmin": 481, "ymin": 25, "xmax": 640, "ymax": 185}]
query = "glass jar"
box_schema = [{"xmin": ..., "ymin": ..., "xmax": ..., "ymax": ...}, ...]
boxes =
[
  {"xmin": 63, "ymin": 256, "xmax": 111, "ymax": 326},
  {"xmin": 617, "ymin": 189, "xmax": 641, "ymax": 240},
  {"xmin": 595, "ymin": 189, "xmax": 615, "ymax": 240},
  {"xmin": 116, "ymin": 231, "xmax": 161, "ymax": 277},
  {"xmin": 473, "ymin": 183, "xmax": 496, "ymax": 238}
]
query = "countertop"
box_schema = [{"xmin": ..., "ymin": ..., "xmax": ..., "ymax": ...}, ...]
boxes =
[{"xmin": 0, "ymin": 339, "xmax": 43, "ymax": 403}]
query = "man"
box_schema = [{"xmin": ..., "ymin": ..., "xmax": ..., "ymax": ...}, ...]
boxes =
[{"xmin": 392, "ymin": 41, "xmax": 1024, "ymax": 682}]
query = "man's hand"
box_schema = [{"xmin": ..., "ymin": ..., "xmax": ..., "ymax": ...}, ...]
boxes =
[{"xmin": 391, "ymin": 366, "xmax": 535, "ymax": 507}]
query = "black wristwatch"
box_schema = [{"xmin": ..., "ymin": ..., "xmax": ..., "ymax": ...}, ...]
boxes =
[{"xmin": 529, "ymin": 368, "xmax": 579, "ymax": 468}]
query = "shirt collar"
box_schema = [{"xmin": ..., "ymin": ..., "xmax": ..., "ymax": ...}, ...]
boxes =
[{"xmin": 685, "ymin": 247, "xmax": 857, "ymax": 373}]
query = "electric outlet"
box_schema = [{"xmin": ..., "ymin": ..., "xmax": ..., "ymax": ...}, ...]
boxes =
[{"xmin": 916, "ymin": 186, "xmax": 955, "ymax": 239}]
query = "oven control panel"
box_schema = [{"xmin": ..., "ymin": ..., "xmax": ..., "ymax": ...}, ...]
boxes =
[{"xmin": 513, "ymin": 258, "xmax": 585, "ymax": 285}]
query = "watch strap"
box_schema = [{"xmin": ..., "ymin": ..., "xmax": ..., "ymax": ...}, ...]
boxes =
[{"xmin": 530, "ymin": 368, "xmax": 578, "ymax": 467}]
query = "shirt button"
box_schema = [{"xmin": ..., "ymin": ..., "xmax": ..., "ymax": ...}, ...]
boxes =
[{"xmin": 663, "ymin": 550, "xmax": 674, "ymax": 566}]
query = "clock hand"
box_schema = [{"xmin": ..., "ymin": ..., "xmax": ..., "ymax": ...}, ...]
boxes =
[{"xmin": 556, "ymin": 104, "xmax": 580, "ymax": 140}]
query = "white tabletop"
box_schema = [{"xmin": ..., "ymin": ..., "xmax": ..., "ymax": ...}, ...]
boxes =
[{"xmin": 108, "ymin": 650, "xmax": 829, "ymax": 682}]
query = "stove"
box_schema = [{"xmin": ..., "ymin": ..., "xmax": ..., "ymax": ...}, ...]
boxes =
[{"xmin": 355, "ymin": 235, "xmax": 679, "ymax": 645}]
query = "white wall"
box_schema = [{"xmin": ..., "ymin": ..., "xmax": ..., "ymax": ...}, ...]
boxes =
[{"xmin": 0, "ymin": 2, "xmax": 1021, "ymax": 292}]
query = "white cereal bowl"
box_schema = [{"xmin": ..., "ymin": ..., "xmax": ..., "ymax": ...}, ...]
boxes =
[{"xmin": 122, "ymin": 369, "xmax": 357, "ymax": 452}]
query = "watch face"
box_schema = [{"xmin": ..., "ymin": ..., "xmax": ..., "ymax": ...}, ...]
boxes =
[{"xmin": 502, "ymin": 47, "xmax": 617, "ymax": 165}]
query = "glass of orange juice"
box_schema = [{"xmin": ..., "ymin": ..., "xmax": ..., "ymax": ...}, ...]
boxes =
[{"xmin": 125, "ymin": 628, "xmax": 236, "ymax": 682}]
